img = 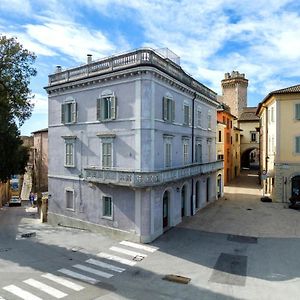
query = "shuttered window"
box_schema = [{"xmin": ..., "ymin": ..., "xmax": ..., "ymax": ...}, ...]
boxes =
[
  {"xmin": 183, "ymin": 105, "xmax": 190, "ymax": 126},
  {"xmin": 102, "ymin": 142, "xmax": 112, "ymax": 168},
  {"xmin": 65, "ymin": 141, "xmax": 75, "ymax": 167},
  {"xmin": 97, "ymin": 96, "xmax": 116, "ymax": 121},
  {"xmin": 61, "ymin": 102, "xmax": 77, "ymax": 123},
  {"xmin": 195, "ymin": 143, "xmax": 202, "ymax": 163},
  {"xmin": 163, "ymin": 97, "xmax": 175, "ymax": 122},
  {"xmin": 295, "ymin": 104, "xmax": 300, "ymax": 120},
  {"xmin": 296, "ymin": 137, "xmax": 300, "ymax": 153},
  {"xmin": 164, "ymin": 142, "xmax": 172, "ymax": 168}
]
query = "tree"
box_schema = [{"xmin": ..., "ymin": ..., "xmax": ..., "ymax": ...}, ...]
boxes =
[{"xmin": 0, "ymin": 36, "xmax": 36, "ymax": 182}]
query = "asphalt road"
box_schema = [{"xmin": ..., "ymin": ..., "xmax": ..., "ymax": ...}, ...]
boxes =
[{"xmin": 1, "ymin": 172, "xmax": 300, "ymax": 300}]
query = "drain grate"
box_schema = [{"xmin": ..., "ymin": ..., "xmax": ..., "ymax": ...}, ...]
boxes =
[
  {"xmin": 227, "ymin": 234, "xmax": 257, "ymax": 244},
  {"xmin": 133, "ymin": 255, "xmax": 144, "ymax": 262},
  {"xmin": 21, "ymin": 232, "xmax": 36, "ymax": 238},
  {"xmin": 163, "ymin": 274, "xmax": 191, "ymax": 284}
]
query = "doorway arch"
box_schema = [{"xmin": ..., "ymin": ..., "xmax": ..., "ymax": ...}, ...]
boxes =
[
  {"xmin": 217, "ymin": 174, "xmax": 222, "ymax": 198},
  {"xmin": 241, "ymin": 147, "xmax": 259, "ymax": 169},
  {"xmin": 195, "ymin": 180, "xmax": 200, "ymax": 209}
]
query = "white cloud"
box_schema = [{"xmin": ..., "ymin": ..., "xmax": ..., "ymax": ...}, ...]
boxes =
[
  {"xmin": 0, "ymin": 0, "xmax": 32, "ymax": 16},
  {"xmin": 24, "ymin": 21, "xmax": 116, "ymax": 62}
]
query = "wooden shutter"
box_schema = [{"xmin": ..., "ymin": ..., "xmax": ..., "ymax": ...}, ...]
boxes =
[
  {"xmin": 71, "ymin": 102, "xmax": 77, "ymax": 123},
  {"xmin": 189, "ymin": 106, "xmax": 192, "ymax": 126},
  {"xmin": 171, "ymin": 100, "xmax": 175, "ymax": 122},
  {"xmin": 163, "ymin": 97, "xmax": 168, "ymax": 120},
  {"xmin": 296, "ymin": 137, "xmax": 300, "ymax": 153},
  {"xmin": 111, "ymin": 96, "xmax": 116, "ymax": 120},
  {"xmin": 61, "ymin": 104, "xmax": 65, "ymax": 123},
  {"xmin": 296, "ymin": 104, "xmax": 300, "ymax": 120},
  {"xmin": 97, "ymin": 98, "xmax": 101, "ymax": 121}
]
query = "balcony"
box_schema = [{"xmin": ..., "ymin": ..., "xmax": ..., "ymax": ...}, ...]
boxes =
[
  {"xmin": 48, "ymin": 48, "xmax": 216, "ymax": 101},
  {"xmin": 84, "ymin": 160, "xmax": 223, "ymax": 188}
]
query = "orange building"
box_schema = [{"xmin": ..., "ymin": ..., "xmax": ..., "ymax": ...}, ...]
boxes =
[{"xmin": 217, "ymin": 103, "xmax": 239, "ymax": 185}]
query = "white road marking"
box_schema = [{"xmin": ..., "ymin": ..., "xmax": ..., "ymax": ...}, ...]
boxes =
[
  {"xmin": 97, "ymin": 252, "xmax": 136, "ymax": 266},
  {"xmin": 42, "ymin": 273, "xmax": 84, "ymax": 291},
  {"xmin": 73, "ymin": 264, "xmax": 113, "ymax": 279},
  {"xmin": 86, "ymin": 259, "xmax": 125, "ymax": 273},
  {"xmin": 120, "ymin": 240, "xmax": 158, "ymax": 253},
  {"xmin": 24, "ymin": 278, "xmax": 67, "ymax": 299},
  {"xmin": 3, "ymin": 285, "xmax": 42, "ymax": 300},
  {"xmin": 58, "ymin": 268, "xmax": 99, "ymax": 285},
  {"xmin": 110, "ymin": 246, "xmax": 147, "ymax": 258}
]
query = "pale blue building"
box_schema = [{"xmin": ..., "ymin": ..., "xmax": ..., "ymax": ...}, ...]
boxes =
[{"xmin": 45, "ymin": 48, "xmax": 223, "ymax": 242}]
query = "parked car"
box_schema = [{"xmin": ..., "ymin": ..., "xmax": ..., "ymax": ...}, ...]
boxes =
[{"xmin": 9, "ymin": 196, "xmax": 21, "ymax": 206}]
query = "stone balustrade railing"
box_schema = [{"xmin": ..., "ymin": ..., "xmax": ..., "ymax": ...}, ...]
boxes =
[
  {"xmin": 48, "ymin": 48, "xmax": 216, "ymax": 100},
  {"xmin": 84, "ymin": 160, "xmax": 223, "ymax": 187}
]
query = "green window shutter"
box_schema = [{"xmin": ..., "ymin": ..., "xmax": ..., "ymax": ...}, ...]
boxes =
[
  {"xmin": 97, "ymin": 98, "xmax": 101, "ymax": 121},
  {"xmin": 71, "ymin": 102, "xmax": 77, "ymax": 123},
  {"xmin": 171, "ymin": 100, "xmax": 175, "ymax": 122},
  {"xmin": 163, "ymin": 97, "xmax": 168, "ymax": 121},
  {"xmin": 61, "ymin": 104, "xmax": 65, "ymax": 123},
  {"xmin": 296, "ymin": 137, "xmax": 300, "ymax": 153},
  {"xmin": 111, "ymin": 96, "xmax": 116, "ymax": 120},
  {"xmin": 296, "ymin": 104, "xmax": 300, "ymax": 120}
]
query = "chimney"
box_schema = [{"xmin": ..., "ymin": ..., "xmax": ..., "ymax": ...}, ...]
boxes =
[
  {"xmin": 55, "ymin": 65, "xmax": 62, "ymax": 73},
  {"xmin": 87, "ymin": 54, "xmax": 92, "ymax": 64}
]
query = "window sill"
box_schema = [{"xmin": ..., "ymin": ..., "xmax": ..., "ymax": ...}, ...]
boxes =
[
  {"xmin": 66, "ymin": 208, "xmax": 75, "ymax": 212},
  {"xmin": 64, "ymin": 165, "xmax": 75, "ymax": 168},
  {"xmin": 102, "ymin": 216, "xmax": 113, "ymax": 221}
]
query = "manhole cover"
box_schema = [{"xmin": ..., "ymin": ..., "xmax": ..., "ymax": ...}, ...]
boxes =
[{"xmin": 133, "ymin": 255, "xmax": 144, "ymax": 262}]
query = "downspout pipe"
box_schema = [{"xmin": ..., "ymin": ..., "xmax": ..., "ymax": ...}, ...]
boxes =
[{"xmin": 191, "ymin": 92, "xmax": 196, "ymax": 216}]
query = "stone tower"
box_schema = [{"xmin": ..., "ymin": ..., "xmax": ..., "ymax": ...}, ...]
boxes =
[{"xmin": 221, "ymin": 71, "xmax": 248, "ymax": 117}]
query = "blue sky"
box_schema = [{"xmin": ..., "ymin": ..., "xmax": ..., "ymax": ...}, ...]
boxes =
[{"xmin": 1, "ymin": 0, "xmax": 300, "ymax": 135}]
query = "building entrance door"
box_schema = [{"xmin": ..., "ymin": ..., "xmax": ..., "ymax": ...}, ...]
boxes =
[
  {"xmin": 292, "ymin": 176, "xmax": 300, "ymax": 197},
  {"xmin": 181, "ymin": 185, "xmax": 186, "ymax": 217},
  {"xmin": 163, "ymin": 191, "xmax": 169, "ymax": 228},
  {"xmin": 206, "ymin": 177, "xmax": 210, "ymax": 202}
]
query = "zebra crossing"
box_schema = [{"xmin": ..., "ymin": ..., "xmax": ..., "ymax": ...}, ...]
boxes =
[{"xmin": 1, "ymin": 240, "xmax": 158, "ymax": 299}]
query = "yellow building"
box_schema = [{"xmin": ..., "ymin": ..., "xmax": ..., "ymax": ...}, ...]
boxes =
[{"xmin": 257, "ymin": 84, "xmax": 300, "ymax": 202}]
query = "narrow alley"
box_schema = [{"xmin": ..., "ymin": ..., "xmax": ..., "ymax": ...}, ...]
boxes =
[{"xmin": 180, "ymin": 170, "xmax": 300, "ymax": 238}]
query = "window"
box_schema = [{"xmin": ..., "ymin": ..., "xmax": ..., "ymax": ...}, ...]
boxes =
[
  {"xmin": 207, "ymin": 114, "xmax": 212, "ymax": 130},
  {"xmin": 103, "ymin": 196, "xmax": 113, "ymax": 218},
  {"xmin": 97, "ymin": 95, "xmax": 116, "ymax": 121},
  {"xmin": 251, "ymin": 132, "xmax": 257, "ymax": 142},
  {"xmin": 66, "ymin": 189, "xmax": 74, "ymax": 210},
  {"xmin": 163, "ymin": 97, "xmax": 175, "ymax": 122},
  {"xmin": 230, "ymin": 120, "xmax": 232, "ymax": 128},
  {"xmin": 64, "ymin": 138, "xmax": 76, "ymax": 167},
  {"xmin": 230, "ymin": 136, "xmax": 233, "ymax": 144},
  {"xmin": 296, "ymin": 136, "xmax": 300, "ymax": 153},
  {"xmin": 295, "ymin": 104, "xmax": 300, "ymax": 120},
  {"xmin": 227, "ymin": 149, "xmax": 230, "ymax": 162},
  {"xmin": 217, "ymin": 154, "xmax": 224, "ymax": 160},
  {"xmin": 197, "ymin": 109, "xmax": 202, "ymax": 127},
  {"xmin": 226, "ymin": 118, "xmax": 229, "ymax": 129},
  {"xmin": 236, "ymin": 133, "xmax": 238, "ymax": 142},
  {"xmin": 183, "ymin": 140, "xmax": 189, "ymax": 165},
  {"xmin": 102, "ymin": 142, "xmax": 112, "ymax": 168},
  {"xmin": 183, "ymin": 104, "xmax": 190, "ymax": 126},
  {"xmin": 61, "ymin": 101, "xmax": 77, "ymax": 123},
  {"xmin": 195, "ymin": 142, "xmax": 202, "ymax": 163},
  {"xmin": 164, "ymin": 137, "xmax": 172, "ymax": 168},
  {"xmin": 218, "ymin": 130, "xmax": 222, "ymax": 142}
]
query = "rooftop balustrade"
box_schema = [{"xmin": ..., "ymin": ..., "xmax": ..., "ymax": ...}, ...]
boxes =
[{"xmin": 48, "ymin": 48, "xmax": 216, "ymax": 101}]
